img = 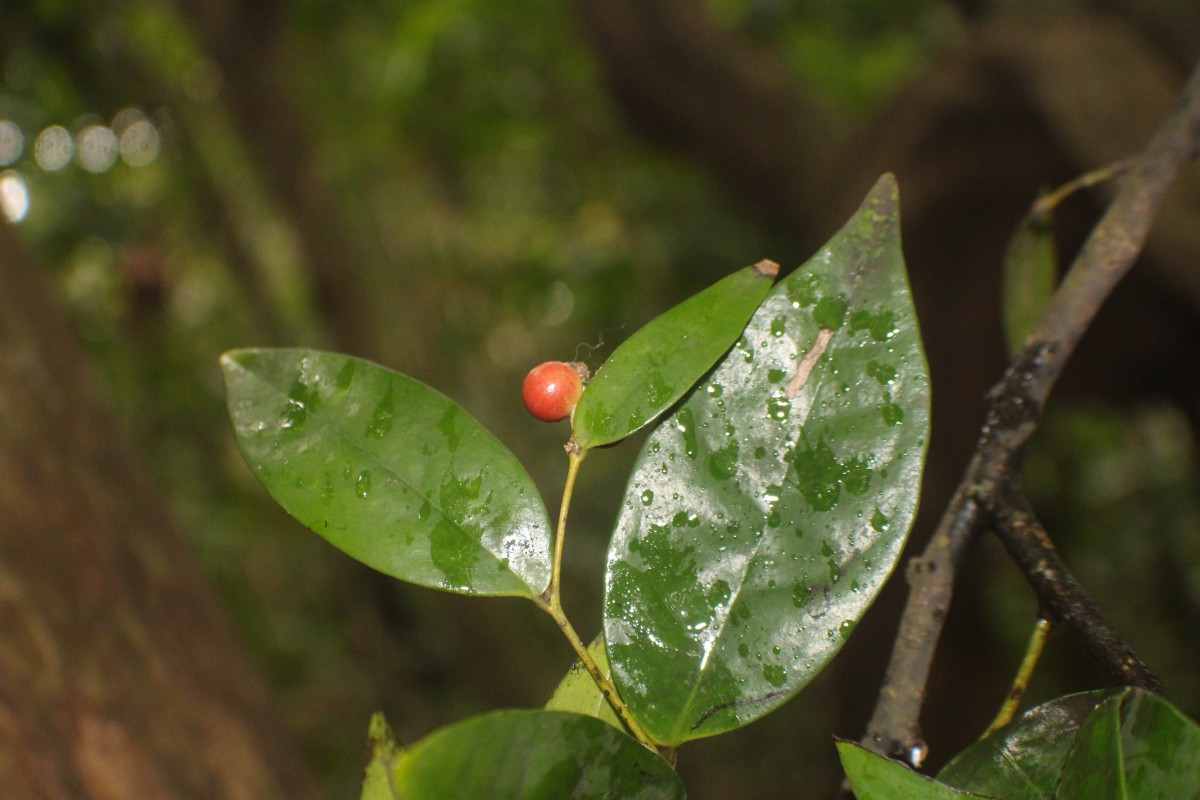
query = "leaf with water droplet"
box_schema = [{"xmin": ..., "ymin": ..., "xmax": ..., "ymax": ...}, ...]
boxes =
[
  {"xmin": 364, "ymin": 709, "xmax": 684, "ymax": 800},
  {"xmin": 573, "ymin": 260, "xmax": 778, "ymax": 450},
  {"xmin": 603, "ymin": 175, "xmax": 930, "ymax": 744},
  {"xmin": 937, "ymin": 690, "xmax": 1111, "ymax": 799},
  {"xmin": 544, "ymin": 634, "xmax": 621, "ymax": 731},
  {"xmin": 221, "ymin": 348, "xmax": 552, "ymax": 598},
  {"xmin": 938, "ymin": 688, "xmax": 1200, "ymax": 800}
]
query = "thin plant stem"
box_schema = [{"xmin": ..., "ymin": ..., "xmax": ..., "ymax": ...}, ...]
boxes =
[
  {"xmin": 547, "ymin": 446, "xmax": 587, "ymax": 607},
  {"xmin": 1030, "ymin": 160, "xmax": 1131, "ymax": 218},
  {"xmin": 982, "ymin": 615, "xmax": 1053, "ymax": 738},
  {"xmin": 539, "ymin": 598, "xmax": 661, "ymax": 753},
  {"xmin": 535, "ymin": 444, "xmax": 662, "ymax": 754}
]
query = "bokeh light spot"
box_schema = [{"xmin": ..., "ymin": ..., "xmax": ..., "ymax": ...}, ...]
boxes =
[
  {"xmin": 0, "ymin": 170, "xmax": 30, "ymax": 222},
  {"xmin": 34, "ymin": 125, "xmax": 73, "ymax": 171},
  {"xmin": 0, "ymin": 120, "xmax": 24, "ymax": 166},
  {"xmin": 119, "ymin": 119, "xmax": 161, "ymax": 167},
  {"xmin": 77, "ymin": 125, "xmax": 120, "ymax": 172}
]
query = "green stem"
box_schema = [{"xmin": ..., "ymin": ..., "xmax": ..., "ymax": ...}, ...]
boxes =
[
  {"xmin": 535, "ymin": 444, "xmax": 662, "ymax": 754},
  {"xmin": 1031, "ymin": 160, "xmax": 1131, "ymax": 217},
  {"xmin": 538, "ymin": 597, "xmax": 660, "ymax": 752},
  {"xmin": 983, "ymin": 615, "xmax": 1053, "ymax": 738},
  {"xmin": 548, "ymin": 446, "xmax": 586, "ymax": 607}
]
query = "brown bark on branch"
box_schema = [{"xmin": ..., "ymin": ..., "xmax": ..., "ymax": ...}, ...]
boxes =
[
  {"xmin": 861, "ymin": 55, "xmax": 1200, "ymax": 765},
  {"xmin": 0, "ymin": 224, "xmax": 323, "ymax": 800}
]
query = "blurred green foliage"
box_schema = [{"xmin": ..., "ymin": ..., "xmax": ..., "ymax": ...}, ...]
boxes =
[{"xmin": 4, "ymin": 2, "xmax": 1198, "ymax": 798}]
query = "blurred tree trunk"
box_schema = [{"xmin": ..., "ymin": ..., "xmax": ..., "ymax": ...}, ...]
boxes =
[{"xmin": 0, "ymin": 224, "xmax": 323, "ymax": 800}]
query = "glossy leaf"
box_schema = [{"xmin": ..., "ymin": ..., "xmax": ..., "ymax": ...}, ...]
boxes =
[
  {"xmin": 837, "ymin": 742, "xmax": 994, "ymax": 800},
  {"xmin": 572, "ymin": 260, "xmax": 778, "ymax": 450},
  {"xmin": 546, "ymin": 635, "xmax": 622, "ymax": 730},
  {"xmin": 221, "ymin": 348, "xmax": 552, "ymax": 597},
  {"xmin": 1001, "ymin": 210, "xmax": 1057, "ymax": 356},
  {"xmin": 1056, "ymin": 689, "xmax": 1200, "ymax": 800},
  {"xmin": 938, "ymin": 691, "xmax": 1110, "ymax": 799},
  {"xmin": 362, "ymin": 710, "xmax": 685, "ymax": 800},
  {"xmin": 604, "ymin": 174, "xmax": 930, "ymax": 744}
]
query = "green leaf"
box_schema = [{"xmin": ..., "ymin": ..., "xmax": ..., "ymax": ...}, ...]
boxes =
[
  {"xmin": 361, "ymin": 713, "xmax": 404, "ymax": 800},
  {"xmin": 938, "ymin": 690, "xmax": 1111, "ymax": 799},
  {"xmin": 572, "ymin": 259, "xmax": 778, "ymax": 450},
  {"xmin": 363, "ymin": 710, "xmax": 685, "ymax": 800},
  {"xmin": 1001, "ymin": 209, "xmax": 1057, "ymax": 356},
  {"xmin": 545, "ymin": 634, "xmax": 622, "ymax": 731},
  {"xmin": 837, "ymin": 742, "xmax": 995, "ymax": 800},
  {"xmin": 603, "ymin": 174, "xmax": 930, "ymax": 745},
  {"xmin": 221, "ymin": 348, "xmax": 552, "ymax": 598},
  {"xmin": 1056, "ymin": 689, "xmax": 1200, "ymax": 800}
]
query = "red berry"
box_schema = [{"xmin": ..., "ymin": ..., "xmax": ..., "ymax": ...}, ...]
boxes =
[{"xmin": 523, "ymin": 361, "xmax": 585, "ymax": 422}]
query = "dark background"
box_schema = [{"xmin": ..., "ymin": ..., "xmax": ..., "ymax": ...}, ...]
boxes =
[{"xmin": 1, "ymin": 1, "xmax": 1198, "ymax": 797}]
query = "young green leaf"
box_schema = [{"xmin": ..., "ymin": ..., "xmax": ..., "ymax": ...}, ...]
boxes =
[
  {"xmin": 363, "ymin": 710, "xmax": 685, "ymax": 800},
  {"xmin": 938, "ymin": 690, "xmax": 1111, "ymax": 799},
  {"xmin": 572, "ymin": 259, "xmax": 779, "ymax": 450},
  {"xmin": 545, "ymin": 634, "xmax": 621, "ymax": 730},
  {"xmin": 221, "ymin": 348, "xmax": 552, "ymax": 598},
  {"xmin": 1056, "ymin": 689, "xmax": 1200, "ymax": 800},
  {"xmin": 837, "ymin": 742, "xmax": 995, "ymax": 800},
  {"xmin": 603, "ymin": 174, "xmax": 930, "ymax": 745},
  {"xmin": 1001, "ymin": 209, "xmax": 1058, "ymax": 356},
  {"xmin": 361, "ymin": 713, "xmax": 404, "ymax": 800}
]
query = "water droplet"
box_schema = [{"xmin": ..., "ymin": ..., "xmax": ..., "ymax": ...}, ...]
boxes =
[
  {"xmin": 676, "ymin": 407, "xmax": 700, "ymax": 459},
  {"xmin": 762, "ymin": 664, "xmax": 787, "ymax": 687},
  {"xmin": 418, "ymin": 500, "xmax": 432, "ymax": 521},
  {"xmin": 866, "ymin": 359, "xmax": 897, "ymax": 385},
  {"xmin": 280, "ymin": 400, "xmax": 306, "ymax": 430},
  {"xmin": 882, "ymin": 403, "xmax": 904, "ymax": 426},
  {"xmin": 766, "ymin": 396, "xmax": 791, "ymax": 421},
  {"xmin": 355, "ymin": 470, "xmax": 372, "ymax": 498},
  {"xmin": 839, "ymin": 620, "xmax": 855, "ymax": 639},
  {"xmin": 770, "ymin": 316, "xmax": 787, "ymax": 337},
  {"xmin": 738, "ymin": 642, "xmax": 750, "ymax": 658},
  {"xmin": 767, "ymin": 368, "xmax": 787, "ymax": 384},
  {"xmin": 871, "ymin": 508, "xmax": 890, "ymax": 531},
  {"xmin": 706, "ymin": 383, "xmax": 724, "ymax": 398},
  {"xmin": 850, "ymin": 309, "xmax": 898, "ymax": 341},
  {"xmin": 335, "ymin": 359, "xmax": 356, "ymax": 390},
  {"xmin": 366, "ymin": 385, "xmax": 395, "ymax": 439},
  {"xmin": 640, "ymin": 489, "xmax": 655, "ymax": 506},
  {"xmin": 813, "ymin": 294, "xmax": 849, "ymax": 329}
]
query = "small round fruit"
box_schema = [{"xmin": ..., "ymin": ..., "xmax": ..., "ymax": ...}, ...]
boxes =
[{"xmin": 523, "ymin": 361, "xmax": 585, "ymax": 422}]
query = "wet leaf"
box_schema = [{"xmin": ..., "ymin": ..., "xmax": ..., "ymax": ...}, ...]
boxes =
[
  {"xmin": 545, "ymin": 634, "xmax": 622, "ymax": 730},
  {"xmin": 1056, "ymin": 689, "xmax": 1200, "ymax": 800},
  {"xmin": 938, "ymin": 690, "xmax": 1110, "ymax": 799},
  {"xmin": 1001, "ymin": 210, "xmax": 1057, "ymax": 356},
  {"xmin": 837, "ymin": 742, "xmax": 994, "ymax": 800},
  {"xmin": 603, "ymin": 174, "xmax": 930, "ymax": 744},
  {"xmin": 362, "ymin": 710, "xmax": 685, "ymax": 800},
  {"xmin": 572, "ymin": 260, "xmax": 778, "ymax": 450},
  {"xmin": 221, "ymin": 348, "xmax": 552, "ymax": 598}
]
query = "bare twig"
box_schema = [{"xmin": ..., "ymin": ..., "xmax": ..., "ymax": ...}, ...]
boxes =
[
  {"xmin": 858, "ymin": 57, "xmax": 1200, "ymax": 768},
  {"xmin": 991, "ymin": 479, "xmax": 1164, "ymax": 693}
]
